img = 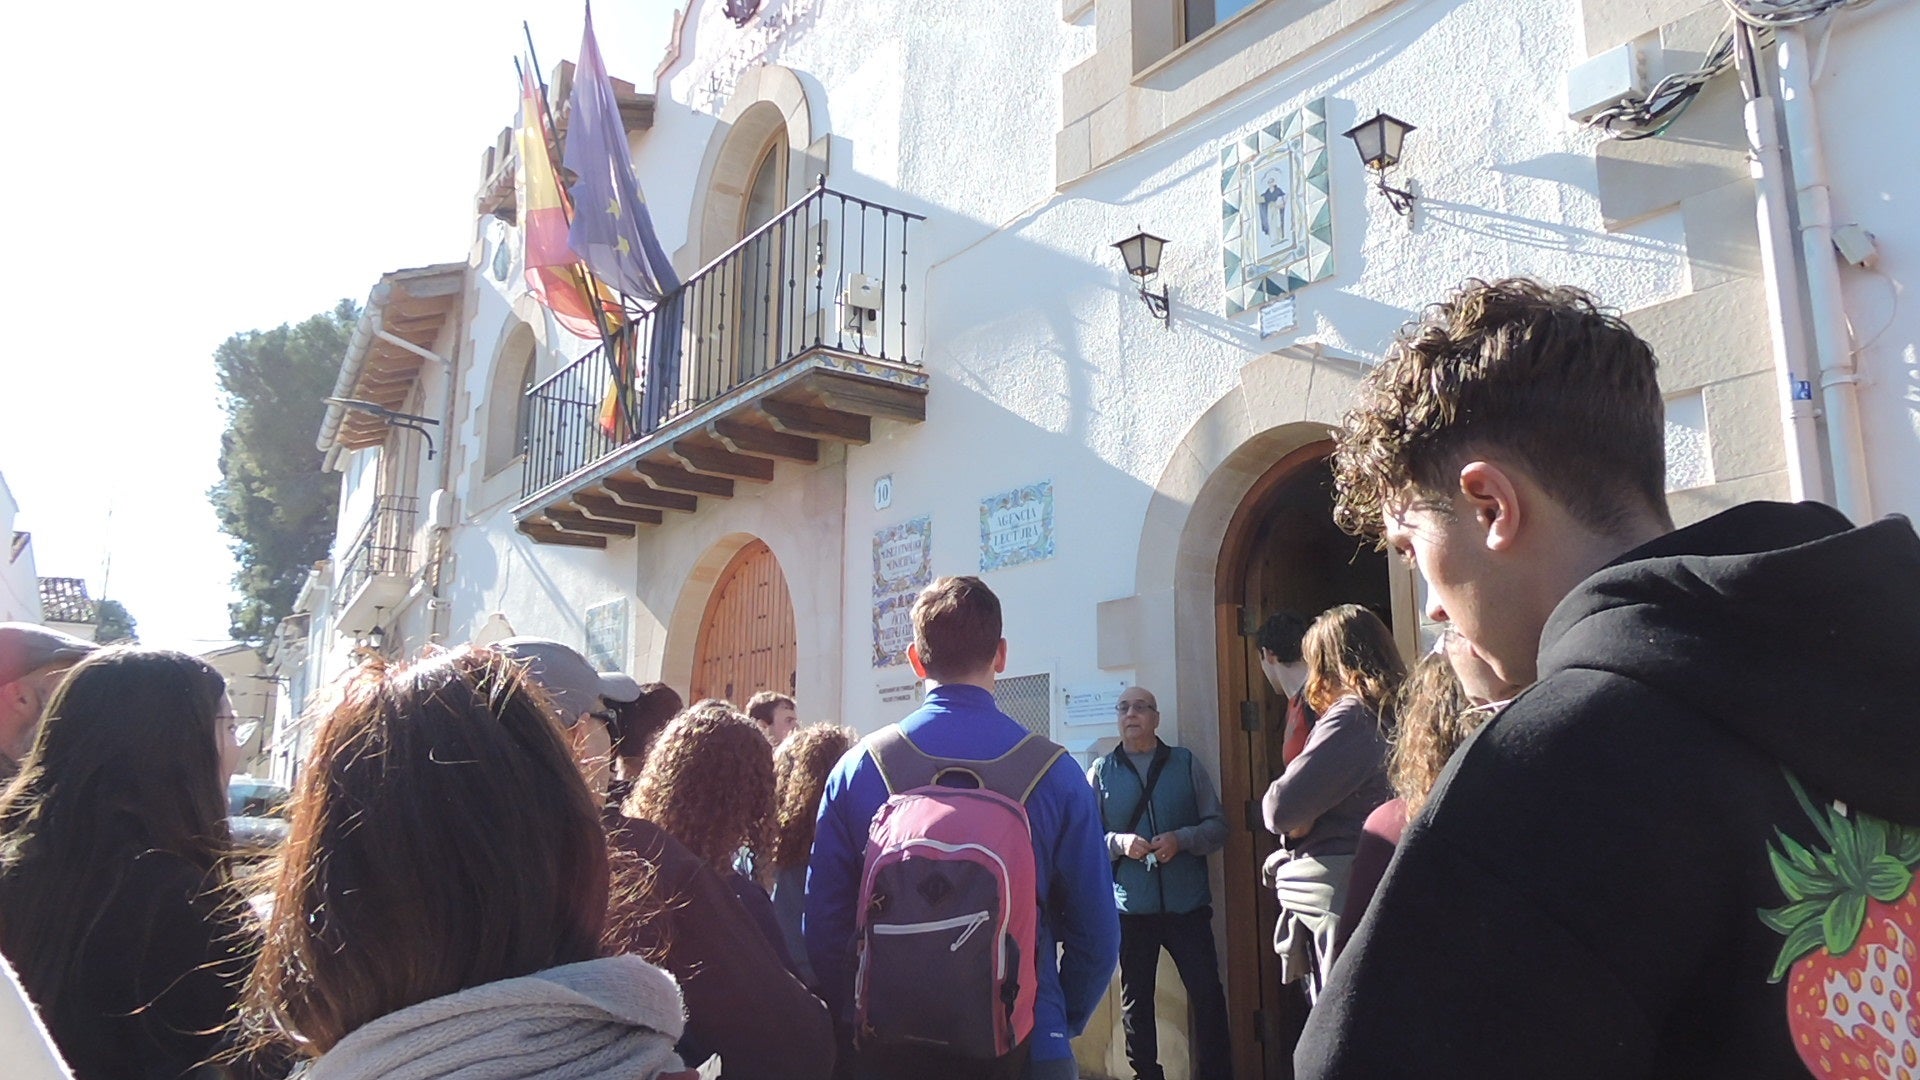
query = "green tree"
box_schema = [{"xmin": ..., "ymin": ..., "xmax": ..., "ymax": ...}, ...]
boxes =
[
  {"xmin": 210, "ymin": 300, "xmax": 358, "ymax": 645},
  {"xmin": 93, "ymin": 599, "xmax": 136, "ymax": 644}
]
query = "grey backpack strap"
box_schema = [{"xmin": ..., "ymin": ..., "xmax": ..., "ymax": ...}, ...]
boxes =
[
  {"xmin": 869, "ymin": 727, "xmax": 1066, "ymax": 803},
  {"xmin": 970, "ymin": 733, "xmax": 1067, "ymax": 804},
  {"xmin": 868, "ymin": 725, "xmax": 943, "ymax": 795}
]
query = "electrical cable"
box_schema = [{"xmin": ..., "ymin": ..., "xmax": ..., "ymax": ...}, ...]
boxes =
[
  {"xmin": 1588, "ymin": 24, "xmax": 1738, "ymax": 140},
  {"xmin": 1591, "ymin": 0, "xmax": 1887, "ymax": 140},
  {"xmin": 1720, "ymin": 0, "xmax": 1881, "ymax": 29}
]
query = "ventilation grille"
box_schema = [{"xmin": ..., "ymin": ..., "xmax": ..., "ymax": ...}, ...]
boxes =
[{"xmin": 994, "ymin": 673, "xmax": 1053, "ymax": 738}]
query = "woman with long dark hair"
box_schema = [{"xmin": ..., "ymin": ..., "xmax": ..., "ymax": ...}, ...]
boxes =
[
  {"xmin": 1260, "ymin": 604, "xmax": 1406, "ymax": 1002},
  {"xmin": 0, "ymin": 647, "xmax": 247, "ymax": 1080},
  {"xmin": 242, "ymin": 647, "xmax": 688, "ymax": 1080}
]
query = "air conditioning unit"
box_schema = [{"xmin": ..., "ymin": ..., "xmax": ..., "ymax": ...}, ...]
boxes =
[{"xmin": 839, "ymin": 273, "xmax": 884, "ymax": 330}]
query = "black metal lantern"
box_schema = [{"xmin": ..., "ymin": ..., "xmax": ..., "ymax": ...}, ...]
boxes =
[
  {"xmin": 1112, "ymin": 231, "xmax": 1171, "ymax": 325},
  {"xmin": 1342, "ymin": 112, "xmax": 1418, "ymax": 216}
]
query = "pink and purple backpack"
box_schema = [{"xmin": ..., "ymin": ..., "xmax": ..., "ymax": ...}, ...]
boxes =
[{"xmin": 853, "ymin": 726, "xmax": 1065, "ymax": 1060}]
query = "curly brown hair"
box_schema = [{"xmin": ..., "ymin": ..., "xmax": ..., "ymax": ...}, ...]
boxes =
[
  {"xmin": 1387, "ymin": 651, "xmax": 1489, "ymax": 816},
  {"xmin": 771, "ymin": 723, "xmax": 856, "ymax": 870},
  {"xmin": 1331, "ymin": 278, "xmax": 1670, "ymax": 540},
  {"xmin": 623, "ymin": 703, "xmax": 774, "ymax": 876}
]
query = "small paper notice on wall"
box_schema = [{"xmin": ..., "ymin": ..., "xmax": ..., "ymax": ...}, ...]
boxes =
[
  {"xmin": 877, "ymin": 677, "xmax": 924, "ymax": 709},
  {"xmin": 1062, "ymin": 680, "xmax": 1129, "ymax": 729},
  {"xmin": 1258, "ymin": 296, "xmax": 1297, "ymax": 338}
]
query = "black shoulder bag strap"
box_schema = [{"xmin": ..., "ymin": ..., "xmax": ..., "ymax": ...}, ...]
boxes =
[{"xmin": 1115, "ymin": 742, "xmax": 1173, "ymax": 836}]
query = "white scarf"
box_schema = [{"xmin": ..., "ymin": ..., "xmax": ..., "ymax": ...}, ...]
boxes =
[{"xmin": 307, "ymin": 955, "xmax": 687, "ymax": 1080}]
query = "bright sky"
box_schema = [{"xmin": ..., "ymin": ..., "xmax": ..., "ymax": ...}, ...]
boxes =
[{"xmin": 1, "ymin": 1, "xmax": 673, "ymax": 652}]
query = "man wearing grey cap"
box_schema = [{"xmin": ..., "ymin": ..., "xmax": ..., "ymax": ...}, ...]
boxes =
[
  {"xmin": 493, "ymin": 637, "xmax": 642, "ymax": 800},
  {"xmin": 0, "ymin": 624, "xmax": 97, "ymax": 784}
]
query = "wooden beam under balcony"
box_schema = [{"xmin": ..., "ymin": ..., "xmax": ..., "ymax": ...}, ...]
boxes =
[
  {"xmin": 544, "ymin": 508, "xmax": 638, "ymax": 538},
  {"xmin": 812, "ymin": 372, "xmax": 927, "ymax": 423},
  {"xmin": 602, "ymin": 477, "xmax": 698, "ymax": 513},
  {"xmin": 760, "ymin": 399, "xmax": 872, "ymax": 443},
  {"xmin": 570, "ymin": 492, "xmax": 665, "ymax": 526},
  {"xmin": 708, "ymin": 418, "xmax": 819, "ymax": 463},
  {"xmin": 669, "ymin": 440, "xmax": 777, "ymax": 482},
  {"xmin": 519, "ymin": 521, "xmax": 608, "ymax": 548},
  {"xmin": 628, "ymin": 462, "xmax": 736, "ymax": 498}
]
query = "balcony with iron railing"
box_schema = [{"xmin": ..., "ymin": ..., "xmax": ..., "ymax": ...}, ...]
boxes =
[
  {"xmin": 335, "ymin": 495, "xmax": 419, "ymax": 634},
  {"xmin": 514, "ymin": 179, "xmax": 929, "ymax": 546}
]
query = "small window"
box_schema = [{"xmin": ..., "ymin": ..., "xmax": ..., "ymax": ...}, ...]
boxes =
[
  {"xmin": 1183, "ymin": 0, "xmax": 1263, "ymax": 41},
  {"xmin": 513, "ymin": 357, "xmax": 536, "ymax": 457}
]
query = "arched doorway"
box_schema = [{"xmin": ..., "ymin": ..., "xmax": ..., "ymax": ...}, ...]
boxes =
[
  {"xmin": 1214, "ymin": 441, "xmax": 1399, "ymax": 1080},
  {"xmin": 690, "ymin": 538, "xmax": 798, "ymax": 705}
]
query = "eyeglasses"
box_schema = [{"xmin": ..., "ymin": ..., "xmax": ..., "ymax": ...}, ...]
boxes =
[
  {"xmin": 1115, "ymin": 701, "xmax": 1158, "ymax": 715},
  {"xmin": 590, "ymin": 708, "xmax": 625, "ymax": 745}
]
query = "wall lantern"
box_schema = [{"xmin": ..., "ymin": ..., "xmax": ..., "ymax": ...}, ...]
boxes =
[
  {"xmin": 1112, "ymin": 230, "xmax": 1171, "ymax": 326},
  {"xmin": 1342, "ymin": 112, "xmax": 1418, "ymax": 216}
]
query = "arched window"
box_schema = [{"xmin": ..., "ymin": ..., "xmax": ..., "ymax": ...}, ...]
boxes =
[{"xmin": 485, "ymin": 324, "xmax": 539, "ymax": 477}]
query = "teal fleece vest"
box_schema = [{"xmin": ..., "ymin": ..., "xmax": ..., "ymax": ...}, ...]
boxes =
[{"xmin": 1093, "ymin": 743, "xmax": 1210, "ymax": 915}]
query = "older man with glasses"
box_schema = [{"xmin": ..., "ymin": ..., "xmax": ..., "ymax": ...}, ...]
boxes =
[{"xmin": 1086, "ymin": 686, "xmax": 1232, "ymax": 1080}]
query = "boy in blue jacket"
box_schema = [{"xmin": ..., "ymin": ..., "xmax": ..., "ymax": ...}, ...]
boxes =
[{"xmin": 805, "ymin": 575, "xmax": 1119, "ymax": 1079}]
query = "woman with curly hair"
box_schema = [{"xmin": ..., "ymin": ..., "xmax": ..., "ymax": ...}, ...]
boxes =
[
  {"xmin": 604, "ymin": 698, "xmax": 832, "ymax": 1077},
  {"xmin": 768, "ymin": 723, "xmax": 855, "ymax": 989},
  {"xmin": 622, "ymin": 701, "xmax": 796, "ymax": 975},
  {"xmin": 1334, "ymin": 631, "xmax": 1519, "ymax": 960}
]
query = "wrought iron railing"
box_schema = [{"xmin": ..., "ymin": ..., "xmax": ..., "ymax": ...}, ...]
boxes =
[
  {"xmin": 337, "ymin": 495, "xmax": 419, "ymax": 602},
  {"xmin": 522, "ymin": 180, "xmax": 925, "ymax": 499}
]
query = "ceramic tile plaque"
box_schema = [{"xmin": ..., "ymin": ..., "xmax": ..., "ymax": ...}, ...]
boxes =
[
  {"xmin": 1222, "ymin": 98, "xmax": 1334, "ymax": 316},
  {"xmin": 584, "ymin": 597, "xmax": 630, "ymax": 673},
  {"xmin": 979, "ymin": 481, "xmax": 1055, "ymax": 572},
  {"xmin": 872, "ymin": 516, "xmax": 932, "ymax": 667}
]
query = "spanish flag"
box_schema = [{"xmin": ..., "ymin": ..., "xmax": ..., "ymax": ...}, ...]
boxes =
[{"xmin": 516, "ymin": 63, "xmax": 620, "ymax": 341}]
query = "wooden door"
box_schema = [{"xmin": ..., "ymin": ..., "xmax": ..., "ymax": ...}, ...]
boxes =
[
  {"xmin": 1216, "ymin": 440, "xmax": 1397, "ymax": 1079},
  {"xmin": 691, "ymin": 539, "xmax": 797, "ymax": 705}
]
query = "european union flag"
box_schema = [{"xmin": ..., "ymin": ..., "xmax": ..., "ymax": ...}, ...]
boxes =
[{"xmin": 564, "ymin": 6, "xmax": 677, "ymax": 303}]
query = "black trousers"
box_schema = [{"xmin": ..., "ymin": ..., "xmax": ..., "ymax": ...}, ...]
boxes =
[{"xmin": 1118, "ymin": 908, "xmax": 1232, "ymax": 1080}]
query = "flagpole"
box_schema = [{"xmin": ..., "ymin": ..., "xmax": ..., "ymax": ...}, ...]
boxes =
[{"xmin": 516, "ymin": 40, "xmax": 638, "ymax": 439}]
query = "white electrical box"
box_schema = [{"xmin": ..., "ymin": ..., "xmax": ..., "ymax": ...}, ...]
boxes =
[
  {"xmin": 426, "ymin": 488, "xmax": 456, "ymax": 530},
  {"xmin": 1566, "ymin": 41, "xmax": 1655, "ymax": 123},
  {"xmin": 840, "ymin": 273, "xmax": 884, "ymax": 314}
]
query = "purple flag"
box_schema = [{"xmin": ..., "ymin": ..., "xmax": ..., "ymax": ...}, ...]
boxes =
[{"xmin": 564, "ymin": 4, "xmax": 678, "ymax": 303}]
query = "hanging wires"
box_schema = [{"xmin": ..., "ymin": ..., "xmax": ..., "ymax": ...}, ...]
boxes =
[
  {"xmin": 1720, "ymin": 0, "xmax": 1880, "ymax": 28},
  {"xmin": 1589, "ymin": 0, "xmax": 1886, "ymax": 140},
  {"xmin": 1587, "ymin": 23, "xmax": 1739, "ymax": 140}
]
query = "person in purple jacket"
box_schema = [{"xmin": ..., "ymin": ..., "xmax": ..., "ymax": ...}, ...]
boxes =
[{"xmin": 805, "ymin": 576, "xmax": 1119, "ymax": 1080}]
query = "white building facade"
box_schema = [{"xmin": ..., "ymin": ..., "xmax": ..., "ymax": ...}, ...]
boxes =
[{"xmin": 294, "ymin": 1, "xmax": 1918, "ymax": 1074}]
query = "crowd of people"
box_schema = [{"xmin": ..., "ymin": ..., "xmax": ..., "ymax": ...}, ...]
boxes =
[{"xmin": 0, "ymin": 276, "xmax": 1917, "ymax": 1080}]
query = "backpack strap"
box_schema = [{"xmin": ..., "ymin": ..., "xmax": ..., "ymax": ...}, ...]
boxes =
[{"xmin": 868, "ymin": 725, "xmax": 1065, "ymax": 803}]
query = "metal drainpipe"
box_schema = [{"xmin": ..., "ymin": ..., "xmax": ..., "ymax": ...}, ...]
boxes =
[
  {"xmin": 1737, "ymin": 26, "xmax": 1826, "ymax": 505},
  {"xmin": 1776, "ymin": 26, "xmax": 1874, "ymax": 522},
  {"xmin": 373, "ymin": 327, "xmax": 459, "ymax": 644}
]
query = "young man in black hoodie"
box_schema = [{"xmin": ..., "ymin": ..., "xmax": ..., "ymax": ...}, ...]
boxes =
[{"xmin": 1298, "ymin": 278, "xmax": 1920, "ymax": 1079}]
